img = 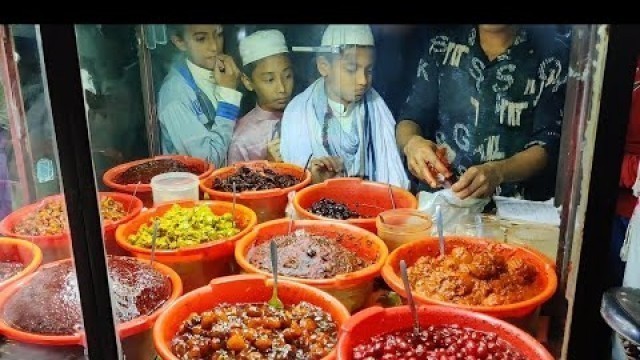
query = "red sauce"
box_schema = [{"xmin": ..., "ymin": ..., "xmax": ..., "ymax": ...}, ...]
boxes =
[
  {"xmin": 2, "ymin": 256, "xmax": 171, "ymax": 335},
  {"xmin": 352, "ymin": 325, "xmax": 527, "ymax": 360},
  {"xmin": 247, "ymin": 231, "xmax": 371, "ymax": 279}
]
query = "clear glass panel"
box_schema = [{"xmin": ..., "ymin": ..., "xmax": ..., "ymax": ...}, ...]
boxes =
[
  {"xmin": 76, "ymin": 23, "xmax": 601, "ymax": 359},
  {"xmin": 75, "ymin": 25, "xmax": 149, "ymax": 188},
  {"xmin": 0, "ymin": 24, "xmax": 88, "ymax": 359}
]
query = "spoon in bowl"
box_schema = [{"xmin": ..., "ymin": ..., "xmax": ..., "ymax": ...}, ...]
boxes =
[
  {"xmin": 400, "ymin": 259, "xmax": 420, "ymax": 337},
  {"xmin": 436, "ymin": 205, "xmax": 445, "ymax": 257},
  {"xmin": 232, "ymin": 182, "xmax": 237, "ymax": 228},
  {"xmin": 268, "ymin": 240, "xmax": 284, "ymax": 309},
  {"xmin": 126, "ymin": 181, "xmax": 142, "ymax": 215}
]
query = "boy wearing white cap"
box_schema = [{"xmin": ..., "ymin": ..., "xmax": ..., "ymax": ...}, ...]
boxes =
[
  {"xmin": 280, "ymin": 25, "xmax": 409, "ymax": 188},
  {"xmin": 228, "ymin": 30, "xmax": 294, "ymax": 163},
  {"xmin": 157, "ymin": 24, "xmax": 243, "ymax": 167}
]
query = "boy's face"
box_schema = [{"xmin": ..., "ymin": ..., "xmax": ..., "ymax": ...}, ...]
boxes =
[
  {"xmin": 243, "ymin": 54, "xmax": 294, "ymax": 112},
  {"xmin": 319, "ymin": 47, "xmax": 374, "ymax": 106},
  {"xmin": 171, "ymin": 25, "xmax": 224, "ymax": 70}
]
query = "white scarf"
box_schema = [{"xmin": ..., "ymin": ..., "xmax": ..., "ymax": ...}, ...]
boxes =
[{"xmin": 280, "ymin": 78, "xmax": 409, "ymax": 189}]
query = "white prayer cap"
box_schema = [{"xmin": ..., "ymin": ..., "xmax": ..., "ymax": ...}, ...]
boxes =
[
  {"xmin": 320, "ymin": 25, "xmax": 375, "ymax": 47},
  {"xmin": 239, "ymin": 30, "xmax": 289, "ymax": 67}
]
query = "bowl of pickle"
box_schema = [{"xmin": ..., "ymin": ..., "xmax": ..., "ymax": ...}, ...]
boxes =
[{"xmin": 116, "ymin": 200, "xmax": 257, "ymax": 291}]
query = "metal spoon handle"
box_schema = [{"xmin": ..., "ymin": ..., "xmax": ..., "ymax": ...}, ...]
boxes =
[
  {"xmin": 475, "ymin": 214, "xmax": 483, "ymax": 237},
  {"xmin": 400, "ymin": 260, "xmax": 420, "ymax": 336},
  {"xmin": 232, "ymin": 182, "xmax": 237, "ymax": 226},
  {"xmin": 287, "ymin": 212, "xmax": 294, "ymax": 235},
  {"xmin": 302, "ymin": 153, "xmax": 313, "ymax": 181},
  {"xmin": 388, "ymin": 184, "xmax": 396, "ymax": 209},
  {"xmin": 270, "ymin": 240, "xmax": 279, "ymax": 287},
  {"xmin": 436, "ymin": 205, "xmax": 445, "ymax": 257},
  {"xmin": 127, "ymin": 181, "xmax": 142, "ymax": 214}
]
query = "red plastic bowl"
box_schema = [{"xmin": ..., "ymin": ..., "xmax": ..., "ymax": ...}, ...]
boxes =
[
  {"xmin": 103, "ymin": 155, "xmax": 214, "ymax": 207},
  {"xmin": 154, "ymin": 274, "xmax": 351, "ymax": 360},
  {"xmin": 0, "ymin": 193, "xmax": 144, "ymax": 263},
  {"xmin": 0, "ymin": 237, "xmax": 42, "ymax": 293},
  {"xmin": 293, "ymin": 178, "xmax": 418, "ymax": 233},
  {"xmin": 200, "ymin": 160, "xmax": 311, "ymax": 223},
  {"xmin": 337, "ymin": 305, "xmax": 553, "ymax": 359}
]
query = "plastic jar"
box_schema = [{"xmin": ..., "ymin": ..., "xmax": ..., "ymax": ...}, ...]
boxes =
[
  {"xmin": 151, "ymin": 172, "xmax": 200, "ymax": 206},
  {"xmin": 375, "ymin": 209, "xmax": 432, "ymax": 252}
]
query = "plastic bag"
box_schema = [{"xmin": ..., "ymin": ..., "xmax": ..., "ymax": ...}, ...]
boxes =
[{"xmin": 417, "ymin": 189, "xmax": 489, "ymax": 234}]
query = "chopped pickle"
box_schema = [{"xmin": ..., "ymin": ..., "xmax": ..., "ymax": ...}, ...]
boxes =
[{"xmin": 127, "ymin": 204, "xmax": 240, "ymax": 250}]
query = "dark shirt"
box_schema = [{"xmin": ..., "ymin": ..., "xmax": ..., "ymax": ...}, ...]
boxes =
[{"xmin": 400, "ymin": 25, "xmax": 569, "ymax": 198}]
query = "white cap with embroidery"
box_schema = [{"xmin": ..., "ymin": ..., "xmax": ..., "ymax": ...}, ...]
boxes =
[
  {"xmin": 321, "ymin": 25, "xmax": 375, "ymax": 47},
  {"xmin": 239, "ymin": 30, "xmax": 289, "ymax": 67}
]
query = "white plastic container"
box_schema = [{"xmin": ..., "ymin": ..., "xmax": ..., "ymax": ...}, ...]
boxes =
[{"xmin": 150, "ymin": 172, "xmax": 199, "ymax": 206}]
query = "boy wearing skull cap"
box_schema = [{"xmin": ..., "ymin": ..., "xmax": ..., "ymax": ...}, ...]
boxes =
[
  {"xmin": 228, "ymin": 30, "xmax": 294, "ymax": 164},
  {"xmin": 279, "ymin": 25, "xmax": 409, "ymax": 188}
]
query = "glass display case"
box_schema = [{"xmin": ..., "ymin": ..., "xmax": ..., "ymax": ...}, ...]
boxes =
[{"xmin": 0, "ymin": 23, "xmax": 634, "ymax": 359}]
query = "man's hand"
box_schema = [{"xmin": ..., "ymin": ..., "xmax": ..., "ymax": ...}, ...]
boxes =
[
  {"xmin": 452, "ymin": 162, "xmax": 504, "ymax": 200},
  {"xmin": 213, "ymin": 54, "xmax": 241, "ymax": 89},
  {"xmin": 266, "ymin": 138, "xmax": 282, "ymax": 162},
  {"xmin": 310, "ymin": 156, "xmax": 344, "ymax": 184},
  {"xmin": 403, "ymin": 135, "xmax": 452, "ymax": 188}
]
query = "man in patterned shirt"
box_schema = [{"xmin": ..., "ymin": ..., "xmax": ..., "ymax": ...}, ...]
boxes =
[{"xmin": 396, "ymin": 25, "xmax": 569, "ymax": 200}]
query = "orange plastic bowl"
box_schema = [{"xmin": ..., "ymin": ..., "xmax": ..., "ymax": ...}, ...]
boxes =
[
  {"xmin": 381, "ymin": 236, "xmax": 558, "ymax": 319},
  {"xmin": 116, "ymin": 200, "xmax": 257, "ymax": 292},
  {"xmin": 0, "ymin": 237, "xmax": 42, "ymax": 293},
  {"xmin": 235, "ymin": 219, "xmax": 388, "ymax": 312},
  {"xmin": 337, "ymin": 305, "xmax": 554, "ymax": 359},
  {"xmin": 103, "ymin": 155, "xmax": 214, "ymax": 207},
  {"xmin": 153, "ymin": 274, "xmax": 351, "ymax": 360},
  {"xmin": 0, "ymin": 257, "xmax": 182, "ymax": 350},
  {"xmin": 293, "ymin": 178, "xmax": 418, "ymax": 233},
  {"xmin": 0, "ymin": 193, "xmax": 143, "ymax": 263},
  {"xmin": 200, "ymin": 160, "xmax": 311, "ymax": 223}
]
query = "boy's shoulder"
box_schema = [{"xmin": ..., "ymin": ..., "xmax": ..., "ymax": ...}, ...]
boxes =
[{"xmin": 158, "ymin": 69, "xmax": 195, "ymax": 106}]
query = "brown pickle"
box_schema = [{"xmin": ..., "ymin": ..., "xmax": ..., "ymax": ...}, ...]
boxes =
[
  {"xmin": 13, "ymin": 200, "xmax": 67, "ymax": 236},
  {"xmin": 408, "ymin": 245, "xmax": 540, "ymax": 306},
  {"xmin": 213, "ymin": 166, "xmax": 300, "ymax": 192},
  {"xmin": 247, "ymin": 231, "xmax": 372, "ymax": 279},
  {"xmin": 171, "ymin": 302, "xmax": 337, "ymax": 360},
  {"xmin": 114, "ymin": 159, "xmax": 201, "ymax": 185},
  {"xmin": 308, "ymin": 198, "xmax": 362, "ymax": 220}
]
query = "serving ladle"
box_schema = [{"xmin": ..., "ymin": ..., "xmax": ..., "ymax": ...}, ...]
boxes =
[{"xmin": 400, "ymin": 259, "xmax": 421, "ymax": 337}]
